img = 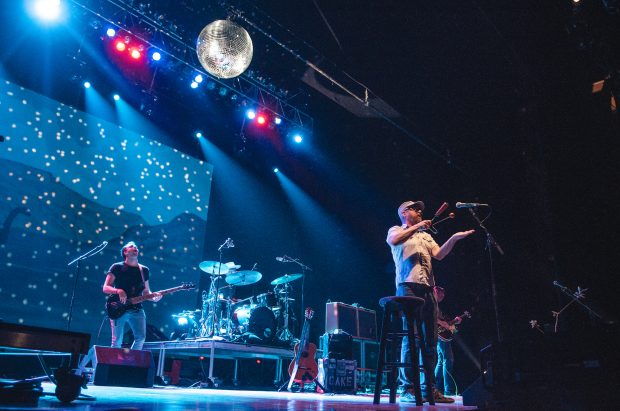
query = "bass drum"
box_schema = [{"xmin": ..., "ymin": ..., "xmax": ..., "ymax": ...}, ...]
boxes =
[{"xmin": 233, "ymin": 305, "xmax": 277, "ymax": 343}]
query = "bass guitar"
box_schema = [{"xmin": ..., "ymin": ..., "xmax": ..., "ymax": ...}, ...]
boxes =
[
  {"xmin": 287, "ymin": 307, "xmax": 318, "ymax": 391},
  {"xmin": 106, "ymin": 283, "xmax": 195, "ymax": 320},
  {"xmin": 438, "ymin": 310, "xmax": 471, "ymax": 342}
]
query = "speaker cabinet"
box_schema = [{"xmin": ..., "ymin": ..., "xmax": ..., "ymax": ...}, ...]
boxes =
[
  {"xmin": 92, "ymin": 346, "xmax": 155, "ymax": 388},
  {"xmin": 325, "ymin": 302, "xmax": 377, "ymax": 340}
]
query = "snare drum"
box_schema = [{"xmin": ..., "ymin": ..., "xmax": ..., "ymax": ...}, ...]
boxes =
[{"xmin": 257, "ymin": 292, "xmax": 277, "ymax": 308}]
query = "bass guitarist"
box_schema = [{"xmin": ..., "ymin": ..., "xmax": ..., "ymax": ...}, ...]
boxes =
[
  {"xmin": 433, "ymin": 286, "xmax": 462, "ymax": 396},
  {"xmin": 103, "ymin": 241, "xmax": 161, "ymax": 350}
]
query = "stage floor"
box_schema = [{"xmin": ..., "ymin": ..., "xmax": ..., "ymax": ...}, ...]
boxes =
[{"xmin": 5, "ymin": 382, "xmax": 476, "ymax": 410}]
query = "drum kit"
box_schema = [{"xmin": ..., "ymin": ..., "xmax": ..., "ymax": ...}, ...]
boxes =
[{"xmin": 169, "ymin": 258, "xmax": 303, "ymax": 344}]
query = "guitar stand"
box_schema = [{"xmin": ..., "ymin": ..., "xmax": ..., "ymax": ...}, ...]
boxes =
[{"xmin": 278, "ymin": 373, "xmax": 325, "ymax": 393}]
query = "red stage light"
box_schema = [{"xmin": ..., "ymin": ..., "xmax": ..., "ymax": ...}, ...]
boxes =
[
  {"xmin": 115, "ymin": 41, "xmax": 126, "ymax": 52},
  {"xmin": 256, "ymin": 114, "xmax": 267, "ymax": 125},
  {"xmin": 130, "ymin": 49, "xmax": 141, "ymax": 59}
]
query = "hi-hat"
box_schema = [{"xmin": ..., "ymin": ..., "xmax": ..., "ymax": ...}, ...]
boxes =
[
  {"xmin": 199, "ymin": 261, "xmax": 240, "ymax": 275},
  {"xmin": 226, "ymin": 270, "xmax": 262, "ymax": 286},
  {"xmin": 271, "ymin": 273, "xmax": 303, "ymax": 285}
]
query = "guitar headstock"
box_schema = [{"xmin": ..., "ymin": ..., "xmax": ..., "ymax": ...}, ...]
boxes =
[
  {"xmin": 304, "ymin": 307, "xmax": 314, "ymax": 320},
  {"xmin": 182, "ymin": 282, "xmax": 196, "ymax": 290}
]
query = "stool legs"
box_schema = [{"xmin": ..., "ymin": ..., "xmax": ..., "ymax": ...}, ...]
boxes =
[
  {"xmin": 373, "ymin": 309, "xmax": 390, "ymax": 404},
  {"xmin": 373, "ymin": 306, "xmax": 423, "ymax": 406}
]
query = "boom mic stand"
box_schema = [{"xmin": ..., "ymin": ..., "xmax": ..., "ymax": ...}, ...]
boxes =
[
  {"xmin": 468, "ymin": 208, "xmax": 504, "ymax": 342},
  {"xmin": 66, "ymin": 241, "xmax": 108, "ymax": 331},
  {"xmin": 285, "ymin": 256, "xmax": 312, "ymax": 333}
]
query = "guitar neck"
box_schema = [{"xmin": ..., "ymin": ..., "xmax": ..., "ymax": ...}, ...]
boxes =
[{"xmin": 128, "ymin": 286, "xmax": 184, "ymax": 304}]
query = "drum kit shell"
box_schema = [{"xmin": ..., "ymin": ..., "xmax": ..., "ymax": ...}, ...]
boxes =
[{"xmin": 170, "ymin": 260, "xmax": 302, "ymax": 343}]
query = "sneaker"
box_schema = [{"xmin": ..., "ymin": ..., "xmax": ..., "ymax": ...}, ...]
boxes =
[
  {"xmin": 432, "ymin": 388, "xmax": 455, "ymax": 403},
  {"xmin": 400, "ymin": 390, "xmax": 426, "ymax": 403}
]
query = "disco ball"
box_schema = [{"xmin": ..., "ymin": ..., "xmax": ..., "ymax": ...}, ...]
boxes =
[{"xmin": 196, "ymin": 20, "xmax": 253, "ymax": 79}]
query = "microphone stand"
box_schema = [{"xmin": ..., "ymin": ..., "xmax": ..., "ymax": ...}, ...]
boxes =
[
  {"xmin": 551, "ymin": 281, "xmax": 608, "ymax": 331},
  {"xmin": 66, "ymin": 242, "xmax": 108, "ymax": 331},
  {"xmin": 468, "ymin": 208, "xmax": 504, "ymax": 342}
]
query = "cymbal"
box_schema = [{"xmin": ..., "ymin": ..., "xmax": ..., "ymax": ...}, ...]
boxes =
[
  {"xmin": 226, "ymin": 270, "xmax": 262, "ymax": 286},
  {"xmin": 270, "ymin": 273, "xmax": 303, "ymax": 286},
  {"xmin": 199, "ymin": 261, "xmax": 232, "ymax": 275}
]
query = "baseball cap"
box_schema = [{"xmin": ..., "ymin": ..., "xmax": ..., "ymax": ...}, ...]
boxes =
[{"xmin": 397, "ymin": 200, "xmax": 425, "ymax": 217}]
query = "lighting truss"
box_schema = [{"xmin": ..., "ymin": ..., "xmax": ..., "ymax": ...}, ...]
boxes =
[{"xmin": 68, "ymin": 0, "xmax": 314, "ymax": 134}]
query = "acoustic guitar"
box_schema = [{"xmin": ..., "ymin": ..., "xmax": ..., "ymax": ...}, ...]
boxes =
[
  {"xmin": 287, "ymin": 307, "xmax": 318, "ymax": 391},
  {"xmin": 106, "ymin": 283, "xmax": 195, "ymax": 320}
]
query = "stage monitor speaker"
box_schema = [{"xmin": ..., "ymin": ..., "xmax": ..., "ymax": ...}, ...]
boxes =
[{"xmin": 92, "ymin": 346, "xmax": 155, "ymax": 388}]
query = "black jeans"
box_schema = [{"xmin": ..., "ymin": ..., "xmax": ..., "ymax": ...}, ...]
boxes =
[{"xmin": 397, "ymin": 282, "xmax": 438, "ymax": 396}]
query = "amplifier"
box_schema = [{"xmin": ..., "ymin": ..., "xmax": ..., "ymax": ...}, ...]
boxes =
[
  {"xmin": 319, "ymin": 331, "xmax": 353, "ymax": 360},
  {"xmin": 317, "ymin": 359, "xmax": 357, "ymax": 394},
  {"xmin": 325, "ymin": 302, "xmax": 377, "ymax": 340}
]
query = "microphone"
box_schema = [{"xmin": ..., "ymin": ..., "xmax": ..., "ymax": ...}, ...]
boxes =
[
  {"xmin": 553, "ymin": 281, "xmax": 569, "ymax": 291},
  {"xmin": 455, "ymin": 202, "xmax": 489, "ymax": 208}
]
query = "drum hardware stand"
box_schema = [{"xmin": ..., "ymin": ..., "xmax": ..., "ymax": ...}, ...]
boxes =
[
  {"xmin": 202, "ymin": 238, "xmax": 234, "ymax": 337},
  {"xmin": 276, "ymin": 282, "xmax": 294, "ymax": 342},
  {"xmin": 67, "ymin": 241, "xmax": 108, "ymax": 331}
]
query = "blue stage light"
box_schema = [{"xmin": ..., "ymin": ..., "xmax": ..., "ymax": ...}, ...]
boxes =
[
  {"xmin": 190, "ymin": 81, "xmax": 199, "ymax": 89},
  {"xmin": 194, "ymin": 74, "xmax": 203, "ymax": 83},
  {"xmin": 176, "ymin": 317, "xmax": 188, "ymax": 326},
  {"xmin": 274, "ymin": 117, "xmax": 282, "ymax": 125},
  {"xmin": 151, "ymin": 51, "xmax": 161, "ymax": 61},
  {"xmin": 273, "ymin": 167, "xmax": 279, "ymax": 173},
  {"xmin": 246, "ymin": 109, "xmax": 256, "ymax": 120},
  {"xmin": 106, "ymin": 28, "xmax": 116, "ymax": 37},
  {"xmin": 195, "ymin": 132, "xmax": 203, "ymax": 138},
  {"xmin": 29, "ymin": 0, "xmax": 64, "ymax": 24},
  {"xmin": 113, "ymin": 94, "xmax": 120, "ymax": 101},
  {"xmin": 83, "ymin": 81, "xmax": 91, "ymax": 89},
  {"xmin": 293, "ymin": 134, "xmax": 303, "ymax": 143}
]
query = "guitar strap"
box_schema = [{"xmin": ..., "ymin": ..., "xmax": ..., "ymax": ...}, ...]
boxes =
[{"xmin": 138, "ymin": 263, "xmax": 146, "ymax": 284}]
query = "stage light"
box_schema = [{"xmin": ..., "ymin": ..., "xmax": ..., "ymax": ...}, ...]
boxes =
[
  {"xmin": 273, "ymin": 167, "xmax": 279, "ymax": 173},
  {"xmin": 194, "ymin": 74, "xmax": 203, "ymax": 83},
  {"xmin": 106, "ymin": 28, "xmax": 116, "ymax": 37},
  {"xmin": 190, "ymin": 81, "xmax": 199, "ymax": 89},
  {"xmin": 274, "ymin": 117, "xmax": 282, "ymax": 125},
  {"xmin": 30, "ymin": 0, "xmax": 63, "ymax": 23},
  {"xmin": 115, "ymin": 41, "xmax": 126, "ymax": 52},
  {"xmin": 246, "ymin": 109, "xmax": 256, "ymax": 120},
  {"xmin": 256, "ymin": 114, "xmax": 267, "ymax": 125},
  {"xmin": 113, "ymin": 94, "xmax": 120, "ymax": 101},
  {"xmin": 293, "ymin": 134, "xmax": 303, "ymax": 143},
  {"xmin": 151, "ymin": 51, "xmax": 161, "ymax": 61},
  {"xmin": 130, "ymin": 49, "xmax": 141, "ymax": 59},
  {"xmin": 176, "ymin": 317, "xmax": 188, "ymax": 326},
  {"xmin": 83, "ymin": 81, "xmax": 91, "ymax": 89},
  {"xmin": 195, "ymin": 132, "xmax": 203, "ymax": 138}
]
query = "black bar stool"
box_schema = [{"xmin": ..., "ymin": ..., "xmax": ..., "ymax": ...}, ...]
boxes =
[{"xmin": 373, "ymin": 295, "xmax": 425, "ymax": 405}]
